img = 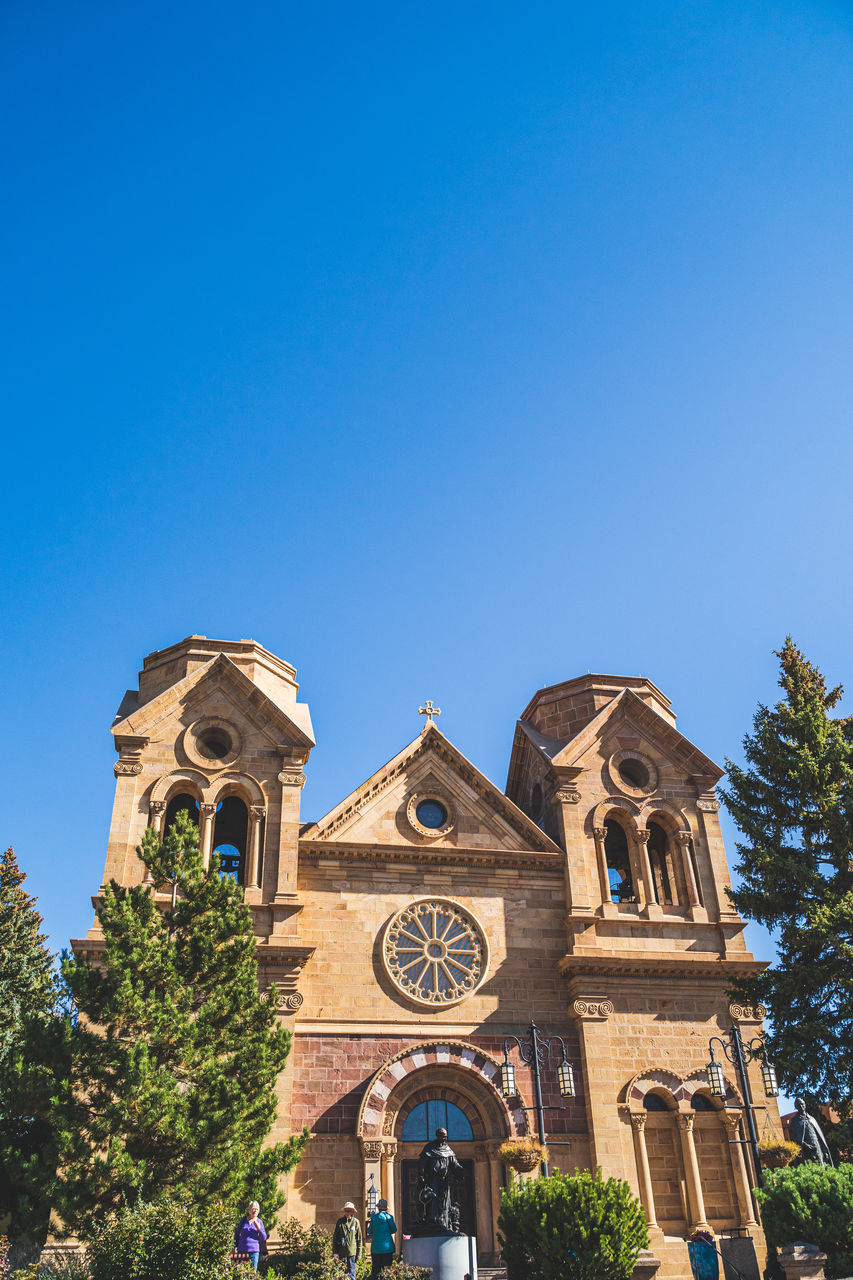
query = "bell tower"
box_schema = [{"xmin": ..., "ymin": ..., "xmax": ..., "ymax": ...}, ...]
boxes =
[{"xmin": 77, "ymin": 635, "xmax": 316, "ymax": 995}]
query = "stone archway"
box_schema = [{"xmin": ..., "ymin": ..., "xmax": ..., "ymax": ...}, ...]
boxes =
[{"xmin": 357, "ymin": 1042, "xmax": 523, "ymax": 1264}]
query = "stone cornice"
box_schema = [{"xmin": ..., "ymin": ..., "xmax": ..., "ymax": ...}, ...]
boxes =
[
  {"xmin": 299, "ymin": 839, "xmax": 563, "ymax": 871},
  {"xmin": 558, "ymin": 953, "xmax": 768, "ymax": 980}
]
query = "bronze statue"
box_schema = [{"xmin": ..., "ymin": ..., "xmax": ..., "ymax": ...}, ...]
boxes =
[
  {"xmin": 789, "ymin": 1097, "xmax": 834, "ymax": 1166},
  {"xmin": 416, "ymin": 1127, "xmax": 464, "ymax": 1234}
]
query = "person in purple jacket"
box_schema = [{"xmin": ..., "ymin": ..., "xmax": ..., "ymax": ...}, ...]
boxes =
[{"xmin": 234, "ymin": 1201, "xmax": 268, "ymax": 1270}]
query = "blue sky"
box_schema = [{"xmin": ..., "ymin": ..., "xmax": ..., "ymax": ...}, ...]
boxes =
[{"xmin": 3, "ymin": 2, "xmax": 853, "ymax": 1100}]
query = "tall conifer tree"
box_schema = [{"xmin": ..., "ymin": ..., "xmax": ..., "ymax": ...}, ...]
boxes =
[
  {"xmin": 0, "ymin": 846, "xmax": 65, "ymax": 1242},
  {"xmin": 722, "ymin": 639, "xmax": 853, "ymax": 1113},
  {"xmin": 55, "ymin": 812, "xmax": 307, "ymax": 1235}
]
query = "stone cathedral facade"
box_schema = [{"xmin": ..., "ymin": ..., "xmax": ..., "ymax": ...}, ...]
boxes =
[{"xmin": 78, "ymin": 635, "xmax": 782, "ymax": 1280}]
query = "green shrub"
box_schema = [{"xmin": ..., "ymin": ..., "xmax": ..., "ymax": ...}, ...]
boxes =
[
  {"xmin": 755, "ymin": 1163, "xmax": 853, "ymax": 1280},
  {"xmin": 261, "ymin": 1224, "xmax": 340, "ymax": 1279},
  {"xmin": 498, "ymin": 1169, "xmax": 649, "ymax": 1280},
  {"xmin": 382, "ymin": 1263, "xmax": 430, "ymax": 1280},
  {"xmin": 85, "ymin": 1192, "xmax": 233, "ymax": 1280},
  {"xmin": 10, "ymin": 1256, "xmax": 89, "ymax": 1280}
]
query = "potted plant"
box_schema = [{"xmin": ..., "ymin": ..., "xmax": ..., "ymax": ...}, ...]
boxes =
[
  {"xmin": 687, "ymin": 1229, "xmax": 719, "ymax": 1280},
  {"xmin": 497, "ymin": 1136, "xmax": 549, "ymax": 1172},
  {"xmin": 758, "ymin": 1139, "xmax": 800, "ymax": 1169}
]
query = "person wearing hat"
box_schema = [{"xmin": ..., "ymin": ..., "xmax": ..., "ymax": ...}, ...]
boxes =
[
  {"xmin": 367, "ymin": 1197, "xmax": 397, "ymax": 1279},
  {"xmin": 333, "ymin": 1201, "xmax": 363, "ymax": 1279}
]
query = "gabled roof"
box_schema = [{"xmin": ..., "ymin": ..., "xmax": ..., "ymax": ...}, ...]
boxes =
[
  {"xmin": 111, "ymin": 652, "xmax": 315, "ymax": 748},
  {"xmin": 302, "ymin": 722, "xmax": 561, "ymax": 853}
]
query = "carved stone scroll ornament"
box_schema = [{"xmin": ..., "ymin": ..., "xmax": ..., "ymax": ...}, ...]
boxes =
[
  {"xmin": 361, "ymin": 1140, "xmax": 384, "ymax": 1160},
  {"xmin": 697, "ymin": 794, "xmax": 721, "ymax": 812},
  {"xmin": 728, "ymin": 1003, "xmax": 767, "ymax": 1021},
  {"xmin": 114, "ymin": 761, "xmax": 143, "ymax": 776},
  {"xmin": 278, "ymin": 768, "xmax": 306, "ymax": 789},
  {"xmin": 555, "ymin": 786, "xmax": 582, "ymax": 804},
  {"xmin": 572, "ymin": 998, "xmax": 614, "ymax": 1019}
]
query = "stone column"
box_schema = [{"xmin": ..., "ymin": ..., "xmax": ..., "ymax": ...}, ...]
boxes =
[
  {"xmin": 199, "ymin": 803, "xmax": 216, "ymax": 871},
  {"xmin": 143, "ymin": 800, "xmax": 165, "ymax": 884},
  {"xmin": 382, "ymin": 1140, "xmax": 398, "ymax": 1225},
  {"xmin": 275, "ymin": 759, "xmax": 306, "ymax": 901},
  {"xmin": 593, "ymin": 826, "xmax": 613, "ymax": 905},
  {"xmin": 486, "ymin": 1140, "xmax": 506, "ymax": 1264},
  {"xmin": 636, "ymin": 829, "xmax": 660, "ymax": 915},
  {"xmin": 246, "ymin": 805, "xmax": 264, "ymax": 890},
  {"xmin": 677, "ymin": 832, "xmax": 701, "ymax": 907},
  {"xmin": 630, "ymin": 1113, "xmax": 658, "ymax": 1229},
  {"xmin": 677, "ymin": 1113, "xmax": 710, "ymax": 1232},
  {"xmin": 722, "ymin": 1110, "xmax": 759, "ymax": 1228}
]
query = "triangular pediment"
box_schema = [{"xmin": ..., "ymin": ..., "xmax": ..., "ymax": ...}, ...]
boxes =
[
  {"xmin": 303, "ymin": 724, "xmax": 560, "ymax": 854},
  {"xmin": 111, "ymin": 653, "xmax": 314, "ymax": 749},
  {"xmin": 554, "ymin": 688, "xmax": 721, "ymax": 782}
]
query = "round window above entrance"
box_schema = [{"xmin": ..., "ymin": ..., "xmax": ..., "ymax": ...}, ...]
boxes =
[
  {"xmin": 183, "ymin": 717, "xmax": 242, "ymax": 769},
  {"xmin": 383, "ymin": 898, "xmax": 489, "ymax": 1007},
  {"xmin": 406, "ymin": 793, "xmax": 456, "ymax": 839}
]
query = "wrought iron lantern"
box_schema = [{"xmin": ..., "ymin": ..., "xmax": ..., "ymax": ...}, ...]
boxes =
[
  {"xmin": 557, "ymin": 1059, "xmax": 576, "ymax": 1098},
  {"xmin": 706, "ymin": 1054, "xmax": 726, "ymax": 1097},
  {"xmin": 500, "ymin": 1058, "xmax": 517, "ymax": 1098},
  {"xmin": 761, "ymin": 1059, "xmax": 779, "ymax": 1097},
  {"xmin": 366, "ymin": 1172, "xmax": 378, "ymax": 1216}
]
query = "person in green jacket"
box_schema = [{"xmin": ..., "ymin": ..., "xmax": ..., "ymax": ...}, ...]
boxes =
[
  {"xmin": 367, "ymin": 1198, "xmax": 397, "ymax": 1279},
  {"xmin": 333, "ymin": 1201, "xmax": 363, "ymax": 1280}
]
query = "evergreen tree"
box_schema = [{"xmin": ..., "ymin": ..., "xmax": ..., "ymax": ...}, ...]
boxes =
[
  {"xmin": 54, "ymin": 812, "xmax": 307, "ymax": 1235},
  {"xmin": 721, "ymin": 638, "xmax": 853, "ymax": 1113},
  {"xmin": 0, "ymin": 847, "xmax": 66, "ymax": 1242}
]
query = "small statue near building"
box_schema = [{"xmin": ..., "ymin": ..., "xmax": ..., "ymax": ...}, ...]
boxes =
[
  {"xmin": 416, "ymin": 1127, "xmax": 465, "ymax": 1234},
  {"xmin": 789, "ymin": 1097, "xmax": 834, "ymax": 1166}
]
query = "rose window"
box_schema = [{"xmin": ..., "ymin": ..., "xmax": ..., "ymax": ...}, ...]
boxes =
[{"xmin": 383, "ymin": 899, "xmax": 488, "ymax": 1007}]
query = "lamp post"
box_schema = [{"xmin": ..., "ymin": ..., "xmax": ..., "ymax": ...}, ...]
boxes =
[
  {"xmin": 501, "ymin": 1021, "xmax": 577, "ymax": 1176},
  {"xmin": 366, "ymin": 1172, "xmax": 378, "ymax": 1217},
  {"xmin": 706, "ymin": 1025, "xmax": 779, "ymax": 1189}
]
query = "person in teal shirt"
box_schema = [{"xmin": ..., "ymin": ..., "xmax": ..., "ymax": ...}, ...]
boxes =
[{"xmin": 367, "ymin": 1198, "xmax": 397, "ymax": 1279}]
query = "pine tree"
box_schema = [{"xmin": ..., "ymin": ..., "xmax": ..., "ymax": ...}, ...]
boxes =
[
  {"xmin": 721, "ymin": 638, "xmax": 853, "ymax": 1113},
  {"xmin": 0, "ymin": 847, "xmax": 66, "ymax": 1242},
  {"xmin": 54, "ymin": 811, "xmax": 307, "ymax": 1235}
]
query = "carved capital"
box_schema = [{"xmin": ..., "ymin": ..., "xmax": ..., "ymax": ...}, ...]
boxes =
[
  {"xmin": 636, "ymin": 829, "xmax": 651, "ymax": 846},
  {"xmin": 278, "ymin": 769, "xmax": 306, "ymax": 789},
  {"xmin": 571, "ymin": 997, "xmax": 614, "ymax": 1020},
  {"xmin": 729, "ymin": 1002, "xmax": 767, "ymax": 1021},
  {"xmin": 721, "ymin": 1110, "xmax": 743, "ymax": 1133},
  {"xmin": 198, "ymin": 803, "xmax": 217, "ymax": 820},
  {"xmin": 676, "ymin": 831, "xmax": 692, "ymax": 848},
  {"xmin": 593, "ymin": 826, "xmax": 607, "ymax": 843},
  {"xmin": 555, "ymin": 787, "xmax": 582, "ymax": 805},
  {"xmin": 148, "ymin": 800, "xmax": 165, "ymax": 817},
  {"xmin": 678, "ymin": 1112, "xmax": 694, "ymax": 1132},
  {"xmin": 630, "ymin": 1112, "xmax": 647, "ymax": 1131},
  {"xmin": 250, "ymin": 805, "xmax": 265, "ymax": 824},
  {"xmin": 114, "ymin": 761, "xmax": 143, "ymax": 777},
  {"xmin": 382, "ymin": 1140, "xmax": 398, "ymax": 1157},
  {"xmin": 361, "ymin": 1139, "xmax": 384, "ymax": 1160},
  {"xmin": 697, "ymin": 793, "xmax": 720, "ymax": 812}
]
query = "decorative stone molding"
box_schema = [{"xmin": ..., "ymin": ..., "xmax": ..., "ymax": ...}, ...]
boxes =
[
  {"xmin": 114, "ymin": 734, "xmax": 148, "ymax": 777},
  {"xmin": 571, "ymin": 997, "xmax": 614, "ymax": 1020},
  {"xmin": 361, "ymin": 1139, "xmax": 384, "ymax": 1160},
  {"xmin": 729, "ymin": 1003, "xmax": 767, "ymax": 1021},
  {"xmin": 555, "ymin": 786, "xmax": 582, "ymax": 804},
  {"xmin": 299, "ymin": 841, "xmax": 561, "ymax": 871},
  {"xmin": 697, "ymin": 793, "xmax": 721, "ymax": 812},
  {"xmin": 278, "ymin": 768, "xmax": 306, "ymax": 789}
]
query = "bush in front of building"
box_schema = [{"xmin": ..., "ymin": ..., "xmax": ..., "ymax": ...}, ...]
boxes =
[
  {"xmin": 756, "ymin": 1163, "xmax": 853, "ymax": 1280},
  {"xmin": 85, "ymin": 1192, "xmax": 234, "ymax": 1280},
  {"xmin": 498, "ymin": 1168, "xmax": 649, "ymax": 1280}
]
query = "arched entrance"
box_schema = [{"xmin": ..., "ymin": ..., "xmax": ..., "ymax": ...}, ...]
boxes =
[{"xmin": 357, "ymin": 1042, "xmax": 528, "ymax": 1264}]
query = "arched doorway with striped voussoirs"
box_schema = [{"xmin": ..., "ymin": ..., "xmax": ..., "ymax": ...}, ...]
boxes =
[{"xmin": 357, "ymin": 1042, "xmax": 529, "ymax": 1265}]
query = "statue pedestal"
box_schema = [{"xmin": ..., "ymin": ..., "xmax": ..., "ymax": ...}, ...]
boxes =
[{"xmin": 403, "ymin": 1234, "xmax": 478, "ymax": 1280}]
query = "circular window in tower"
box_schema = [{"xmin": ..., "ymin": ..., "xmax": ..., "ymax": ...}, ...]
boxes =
[
  {"xmin": 607, "ymin": 749, "xmax": 657, "ymax": 797},
  {"xmin": 383, "ymin": 898, "xmax": 489, "ymax": 1007},
  {"xmin": 406, "ymin": 792, "xmax": 455, "ymax": 838},
  {"xmin": 183, "ymin": 718, "xmax": 242, "ymax": 769}
]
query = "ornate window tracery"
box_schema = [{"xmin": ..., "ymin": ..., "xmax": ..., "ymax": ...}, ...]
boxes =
[{"xmin": 383, "ymin": 899, "xmax": 488, "ymax": 1007}]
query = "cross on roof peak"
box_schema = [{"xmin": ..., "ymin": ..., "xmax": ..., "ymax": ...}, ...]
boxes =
[{"xmin": 418, "ymin": 700, "xmax": 441, "ymax": 726}]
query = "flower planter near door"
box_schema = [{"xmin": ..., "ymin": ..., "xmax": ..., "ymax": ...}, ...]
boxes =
[
  {"xmin": 497, "ymin": 1137, "xmax": 548, "ymax": 1172},
  {"xmin": 688, "ymin": 1241, "xmax": 719, "ymax": 1280}
]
